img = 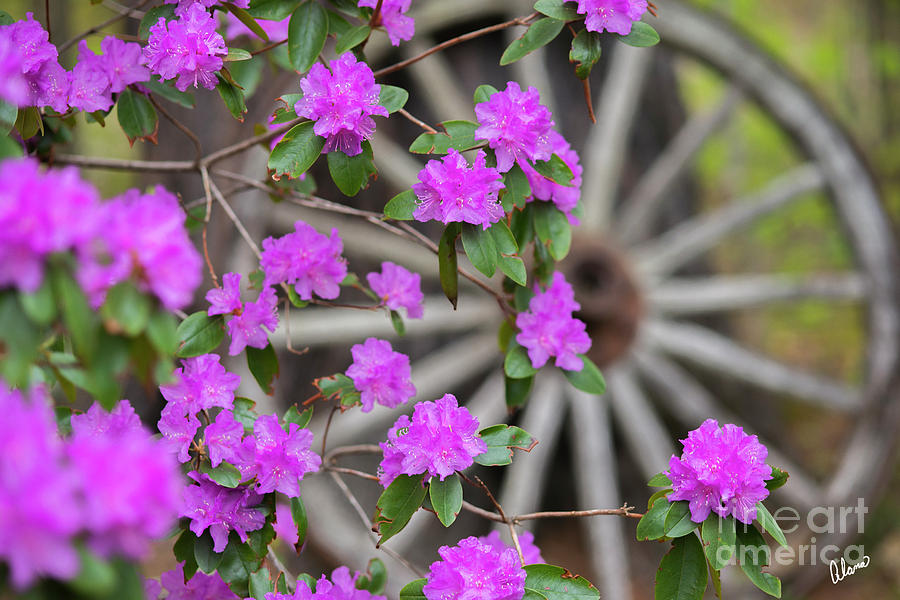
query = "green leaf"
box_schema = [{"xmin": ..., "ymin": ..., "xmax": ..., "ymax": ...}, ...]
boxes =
[
  {"xmin": 0, "ymin": 99, "xmax": 16, "ymax": 134},
  {"xmin": 14, "ymin": 105, "xmax": 42, "ymax": 139},
  {"xmin": 327, "ymin": 9, "xmax": 352, "ymax": 36},
  {"xmin": 51, "ymin": 266, "xmax": 98, "ymax": 361},
  {"xmin": 248, "ymin": 0, "xmax": 302, "ymax": 20},
  {"xmin": 561, "ymin": 355, "xmax": 606, "ymax": 394},
  {"xmin": 502, "ymin": 164, "xmax": 531, "ymax": 210},
  {"xmin": 390, "ymin": 310, "xmax": 406, "ymax": 336},
  {"xmin": 147, "ymin": 310, "xmax": 179, "ymax": 356},
  {"xmin": 766, "ymin": 466, "xmax": 789, "ymax": 491},
  {"xmin": 409, "ymin": 120, "xmax": 481, "ymax": 154},
  {"xmin": 523, "ymin": 564, "xmax": 600, "ymax": 600},
  {"xmin": 0, "ymin": 10, "xmax": 14, "ymax": 26},
  {"xmin": 648, "ymin": 472, "xmax": 673, "ymax": 487},
  {"xmin": 285, "ymin": 285, "xmax": 308, "ymax": 308},
  {"xmin": 755, "ymin": 502, "xmax": 788, "ymax": 548},
  {"xmin": 335, "ymin": 25, "xmax": 371, "ymax": 54},
  {"xmin": 200, "ymin": 461, "xmax": 243, "ymax": 488},
  {"xmin": 384, "ymin": 189, "xmax": 417, "ymax": 220},
  {"xmin": 429, "ymin": 474, "xmax": 463, "ymax": 527},
  {"xmin": 173, "ymin": 528, "xmax": 199, "ymax": 580},
  {"xmin": 498, "ymin": 256, "xmax": 527, "ymax": 286},
  {"xmin": 234, "ymin": 397, "xmax": 258, "ymax": 433},
  {"xmin": 474, "ymin": 423, "xmax": 538, "ymax": 466},
  {"xmin": 355, "ymin": 558, "xmax": 387, "ymax": 595},
  {"xmin": 569, "ymin": 29, "xmax": 602, "ymax": 79},
  {"xmin": 654, "ymin": 534, "xmax": 708, "ymax": 600},
  {"xmin": 736, "ymin": 525, "xmax": 781, "ymax": 597},
  {"xmin": 314, "ymin": 373, "xmax": 361, "ymax": 406},
  {"xmin": 116, "ymin": 88, "xmax": 157, "ymax": 144},
  {"xmin": 374, "ymin": 473, "xmax": 428, "ymax": 544},
  {"xmin": 701, "ymin": 514, "xmax": 736, "ymax": 570},
  {"xmin": 218, "ymin": 538, "xmax": 264, "ymax": 597},
  {"xmin": 69, "ymin": 547, "xmax": 117, "ymax": 597},
  {"xmin": 618, "ymin": 21, "xmax": 660, "ymax": 47},
  {"xmin": 533, "ymin": 202, "xmax": 572, "ymax": 260},
  {"xmin": 288, "ymin": 1, "xmax": 328, "ymax": 73},
  {"xmin": 636, "ymin": 495, "xmax": 669, "ymax": 541},
  {"xmin": 230, "ymin": 57, "xmax": 265, "ymax": 98},
  {"xmin": 139, "ymin": 5, "xmax": 176, "ymax": 39},
  {"xmin": 284, "ymin": 405, "xmax": 313, "ymax": 429},
  {"xmin": 268, "ymin": 121, "xmax": 324, "ymax": 180},
  {"xmin": 175, "ymin": 312, "xmax": 225, "ymax": 358},
  {"xmin": 327, "ymin": 141, "xmax": 377, "ymax": 197},
  {"xmin": 533, "ymin": 0, "xmax": 580, "ymax": 20},
  {"xmin": 461, "ymin": 223, "xmax": 499, "ymax": 278},
  {"xmin": 379, "ymin": 85, "xmax": 409, "ymax": 113},
  {"xmin": 291, "ymin": 496, "xmax": 309, "ymax": 548},
  {"xmin": 664, "ymin": 501, "xmax": 700, "ymax": 539},
  {"xmin": 226, "ymin": 48, "xmax": 254, "ymax": 62},
  {"xmin": 533, "ymin": 154, "xmax": 574, "ymax": 186},
  {"xmin": 505, "ymin": 342, "xmax": 538, "ymax": 379},
  {"xmin": 399, "ymin": 579, "xmax": 427, "ymax": 600},
  {"xmin": 438, "ymin": 223, "xmax": 460, "ymax": 309},
  {"xmin": 500, "ymin": 17, "xmax": 565, "ymax": 66},
  {"xmin": 247, "ymin": 342, "xmax": 279, "ymax": 395},
  {"xmin": 708, "ymin": 559, "xmax": 722, "ymax": 599},
  {"xmin": 194, "ymin": 532, "xmax": 224, "ymax": 574},
  {"xmin": 490, "ymin": 219, "xmax": 518, "ymax": 255},
  {"xmin": 18, "ymin": 278, "xmax": 56, "ymax": 325},
  {"xmin": 216, "ymin": 75, "xmax": 248, "ymax": 121},
  {"xmin": 100, "ymin": 282, "xmax": 151, "ymax": 337},
  {"xmin": 473, "ymin": 84, "xmax": 499, "ymax": 105},
  {"xmin": 225, "ymin": 3, "xmax": 269, "ymax": 41},
  {"xmin": 249, "ymin": 566, "xmax": 274, "ymax": 600},
  {"xmin": 505, "ymin": 373, "xmax": 533, "ymax": 409},
  {"xmin": 143, "ymin": 77, "xmax": 196, "ymax": 108},
  {"xmin": 0, "ymin": 134, "xmax": 23, "ymax": 158}
]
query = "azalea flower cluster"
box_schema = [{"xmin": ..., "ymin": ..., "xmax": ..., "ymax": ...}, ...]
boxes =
[
  {"xmin": 0, "ymin": 386, "xmax": 181, "ymax": 589},
  {"xmin": 575, "ymin": 0, "xmax": 648, "ymax": 35},
  {"xmin": 0, "ymin": 15, "xmax": 148, "ymax": 113},
  {"xmin": 424, "ymin": 536, "xmax": 527, "ymax": 600},
  {"xmin": 346, "ymin": 337, "xmax": 416, "ymax": 412},
  {"xmin": 475, "ymin": 82, "xmax": 584, "ymax": 223},
  {"xmin": 666, "ymin": 419, "xmax": 773, "ymax": 524},
  {"xmin": 260, "ymin": 219, "xmax": 348, "ymax": 300},
  {"xmin": 158, "ymin": 354, "xmax": 321, "ymax": 550},
  {"xmin": 359, "ymin": 0, "xmax": 415, "ymax": 46},
  {"xmin": 412, "ymin": 149, "xmax": 505, "ymax": 229},
  {"xmin": 266, "ymin": 566, "xmax": 387, "ymax": 600},
  {"xmin": 207, "ymin": 272, "xmax": 279, "ymax": 355},
  {"xmin": 367, "ymin": 261, "xmax": 424, "ymax": 319},
  {"xmin": 516, "ymin": 272, "xmax": 592, "ymax": 371},
  {"xmin": 0, "ymin": 158, "xmax": 202, "ymax": 310},
  {"xmin": 144, "ymin": 2, "xmax": 227, "ymax": 91},
  {"xmin": 379, "ymin": 394, "xmax": 487, "ymax": 487},
  {"xmin": 295, "ymin": 52, "xmax": 388, "ymax": 156},
  {"xmin": 145, "ymin": 564, "xmax": 240, "ymax": 600}
]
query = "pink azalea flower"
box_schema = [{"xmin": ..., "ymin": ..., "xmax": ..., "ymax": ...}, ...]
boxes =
[{"xmin": 346, "ymin": 337, "xmax": 416, "ymax": 412}]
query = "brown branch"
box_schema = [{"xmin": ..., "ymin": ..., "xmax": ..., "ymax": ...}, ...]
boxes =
[
  {"xmin": 515, "ymin": 504, "xmax": 644, "ymax": 521},
  {"xmin": 51, "ymin": 154, "xmax": 195, "ymax": 172},
  {"xmin": 373, "ymin": 12, "xmax": 540, "ymax": 78},
  {"xmin": 397, "ymin": 108, "xmax": 439, "ymax": 134},
  {"xmin": 250, "ymin": 38, "xmax": 288, "ymax": 57},
  {"xmin": 148, "ymin": 93, "xmax": 203, "ymax": 161}
]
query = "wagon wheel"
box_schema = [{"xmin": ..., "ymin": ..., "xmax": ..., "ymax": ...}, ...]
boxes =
[{"xmin": 251, "ymin": 1, "xmax": 900, "ymax": 596}]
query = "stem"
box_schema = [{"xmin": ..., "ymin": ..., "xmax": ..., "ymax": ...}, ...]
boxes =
[
  {"xmin": 207, "ymin": 176, "xmax": 262, "ymax": 258},
  {"xmin": 320, "ymin": 405, "xmax": 339, "ymax": 457},
  {"xmin": 250, "ymin": 38, "xmax": 288, "ymax": 57},
  {"xmin": 267, "ymin": 548, "xmax": 296, "ymax": 592},
  {"xmin": 581, "ymin": 78, "xmax": 597, "ymax": 124},
  {"xmin": 397, "ymin": 108, "xmax": 439, "ymax": 134},
  {"xmin": 373, "ymin": 12, "xmax": 539, "ymax": 78}
]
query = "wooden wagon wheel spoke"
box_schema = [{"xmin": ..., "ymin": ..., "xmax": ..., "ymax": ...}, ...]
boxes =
[
  {"xmin": 581, "ymin": 44, "xmax": 655, "ymax": 231},
  {"xmin": 641, "ymin": 319, "xmax": 860, "ymax": 411},
  {"xmin": 402, "ymin": 36, "xmax": 476, "ymax": 121},
  {"xmin": 615, "ymin": 84, "xmax": 744, "ymax": 244},
  {"xmin": 605, "ymin": 364, "xmax": 675, "ymax": 479},
  {"xmin": 568, "ymin": 389, "xmax": 632, "ymax": 600},
  {"xmin": 497, "ymin": 374, "xmax": 568, "ymax": 518},
  {"xmin": 632, "ymin": 163, "xmax": 825, "ymax": 277},
  {"xmin": 645, "ymin": 272, "xmax": 868, "ymax": 315},
  {"xmin": 630, "ymin": 348, "xmax": 822, "ymax": 507}
]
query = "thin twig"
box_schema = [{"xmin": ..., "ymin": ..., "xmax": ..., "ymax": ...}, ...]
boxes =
[
  {"xmin": 207, "ymin": 176, "xmax": 261, "ymax": 258},
  {"xmin": 373, "ymin": 12, "xmax": 539, "ymax": 78},
  {"xmin": 581, "ymin": 78, "xmax": 597, "ymax": 124},
  {"xmin": 325, "ymin": 444, "xmax": 382, "ymax": 463},
  {"xmin": 198, "ymin": 166, "xmax": 219, "ymax": 286},
  {"xmin": 320, "ymin": 405, "xmax": 339, "ymax": 457},
  {"xmin": 267, "ymin": 548, "xmax": 296, "ymax": 592},
  {"xmin": 326, "ymin": 466, "xmax": 380, "ymax": 482},
  {"xmin": 200, "ymin": 118, "xmax": 304, "ymax": 166},
  {"xmin": 398, "ymin": 108, "xmax": 439, "ymax": 134},
  {"xmin": 515, "ymin": 504, "xmax": 644, "ymax": 521},
  {"xmin": 59, "ymin": 0, "xmax": 152, "ymax": 52},
  {"xmin": 250, "ymin": 38, "xmax": 288, "ymax": 57},
  {"xmin": 472, "ymin": 475, "xmax": 525, "ymax": 567},
  {"xmin": 52, "ymin": 154, "xmax": 195, "ymax": 172},
  {"xmin": 328, "ymin": 472, "xmax": 426, "ymax": 578},
  {"xmin": 148, "ymin": 93, "xmax": 203, "ymax": 161}
]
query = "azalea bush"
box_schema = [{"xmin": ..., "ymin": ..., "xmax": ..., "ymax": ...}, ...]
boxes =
[{"xmin": 0, "ymin": 1, "xmax": 790, "ymax": 599}]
